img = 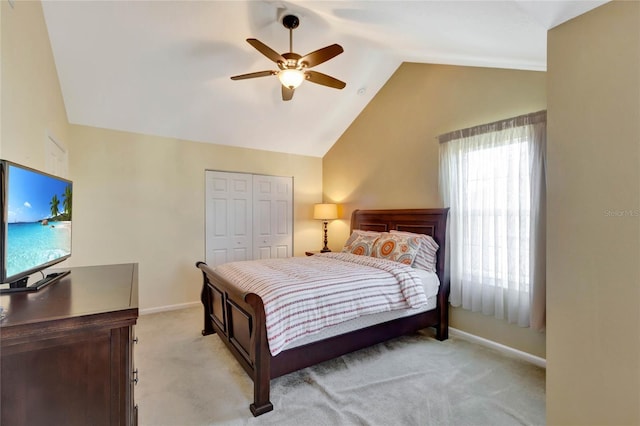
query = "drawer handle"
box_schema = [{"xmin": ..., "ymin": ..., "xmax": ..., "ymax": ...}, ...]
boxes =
[{"xmin": 132, "ymin": 369, "xmax": 139, "ymax": 385}]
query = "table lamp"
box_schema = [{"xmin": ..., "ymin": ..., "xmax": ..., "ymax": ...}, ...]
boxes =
[{"xmin": 313, "ymin": 203, "xmax": 338, "ymax": 252}]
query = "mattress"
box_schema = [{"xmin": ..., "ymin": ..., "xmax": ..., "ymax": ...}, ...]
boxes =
[
  {"xmin": 216, "ymin": 252, "xmax": 431, "ymax": 356},
  {"xmin": 281, "ymin": 269, "xmax": 440, "ymax": 351}
]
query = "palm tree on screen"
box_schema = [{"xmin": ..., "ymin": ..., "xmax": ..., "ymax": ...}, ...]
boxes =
[
  {"xmin": 62, "ymin": 185, "xmax": 72, "ymax": 219},
  {"xmin": 50, "ymin": 194, "xmax": 60, "ymax": 218}
]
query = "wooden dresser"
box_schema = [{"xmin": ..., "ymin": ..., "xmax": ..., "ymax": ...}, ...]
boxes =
[{"xmin": 0, "ymin": 263, "xmax": 139, "ymax": 426}]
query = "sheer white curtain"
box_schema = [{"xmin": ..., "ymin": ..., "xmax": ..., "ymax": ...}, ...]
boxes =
[{"xmin": 439, "ymin": 111, "xmax": 546, "ymax": 330}]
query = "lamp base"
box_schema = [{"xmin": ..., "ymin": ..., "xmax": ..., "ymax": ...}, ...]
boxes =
[{"xmin": 321, "ymin": 220, "xmax": 332, "ymax": 254}]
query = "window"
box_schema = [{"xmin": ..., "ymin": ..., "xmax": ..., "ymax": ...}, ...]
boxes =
[
  {"xmin": 463, "ymin": 140, "xmax": 530, "ymax": 290},
  {"xmin": 439, "ymin": 111, "xmax": 546, "ymax": 329}
]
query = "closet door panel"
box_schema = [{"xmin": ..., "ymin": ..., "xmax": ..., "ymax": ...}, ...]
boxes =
[
  {"xmin": 206, "ymin": 172, "xmax": 292, "ymax": 265},
  {"xmin": 254, "ymin": 198, "xmax": 273, "ymax": 260},
  {"xmin": 205, "ymin": 172, "xmax": 253, "ymax": 267},
  {"xmin": 253, "ymin": 175, "xmax": 293, "ymax": 260}
]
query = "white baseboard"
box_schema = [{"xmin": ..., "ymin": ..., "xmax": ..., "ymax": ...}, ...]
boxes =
[
  {"xmin": 140, "ymin": 301, "xmax": 200, "ymax": 316},
  {"xmin": 449, "ymin": 327, "xmax": 546, "ymax": 369}
]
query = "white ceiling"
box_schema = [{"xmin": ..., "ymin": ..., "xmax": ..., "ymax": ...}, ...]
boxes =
[{"xmin": 42, "ymin": 1, "xmax": 607, "ymax": 158}]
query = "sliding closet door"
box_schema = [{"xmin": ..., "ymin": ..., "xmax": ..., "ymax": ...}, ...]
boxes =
[
  {"xmin": 205, "ymin": 171, "xmax": 293, "ymax": 266},
  {"xmin": 253, "ymin": 175, "xmax": 293, "ymax": 259},
  {"xmin": 205, "ymin": 171, "xmax": 252, "ymax": 267}
]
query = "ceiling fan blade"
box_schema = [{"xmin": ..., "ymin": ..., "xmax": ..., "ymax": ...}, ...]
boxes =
[
  {"xmin": 246, "ymin": 39, "xmax": 286, "ymax": 64},
  {"xmin": 305, "ymin": 70, "xmax": 346, "ymax": 90},
  {"xmin": 299, "ymin": 44, "xmax": 344, "ymax": 68},
  {"xmin": 230, "ymin": 70, "xmax": 275, "ymax": 80},
  {"xmin": 282, "ymin": 85, "xmax": 294, "ymax": 101}
]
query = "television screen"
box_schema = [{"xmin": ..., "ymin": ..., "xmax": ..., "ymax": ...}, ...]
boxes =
[{"xmin": 1, "ymin": 160, "xmax": 72, "ymax": 287}]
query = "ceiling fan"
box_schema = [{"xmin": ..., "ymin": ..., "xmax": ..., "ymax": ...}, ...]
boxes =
[{"xmin": 230, "ymin": 14, "xmax": 346, "ymax": 101}]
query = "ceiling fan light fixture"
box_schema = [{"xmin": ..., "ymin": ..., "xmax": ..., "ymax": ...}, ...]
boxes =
[
  {"xmin": 230, "ymin": 14, "xmax": 344, "ymax": 100},
  {"xmin": 278, "ymin": 69, "xmax": 305, "ymax": 89}
]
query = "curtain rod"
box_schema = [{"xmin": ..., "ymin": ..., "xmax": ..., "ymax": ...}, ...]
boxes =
[{"xmin": 437, "ymin": 110, "xmax": 546, "ymax": 144}]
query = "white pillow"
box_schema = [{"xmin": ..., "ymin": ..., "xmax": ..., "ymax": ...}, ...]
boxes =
[{"xmin": 390, "ymin": 230, "xmax": 439, "ymax": 272}]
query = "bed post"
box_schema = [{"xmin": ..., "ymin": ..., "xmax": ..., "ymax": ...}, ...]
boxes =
[
  {"xmin": 197, "ymin": 261, "xmax": 215, "ymax": 336},
  {"xmin": 245, "ymin": 293, "xmax": 274, "ymax": 416},
  {"xmin": 436, "ymin": 294, "xmax": 449, "ymax": 341},
  {"xmin": 436, "ymin": 251, "xmax": 450, "ymax": 341},
  {"xmin": 434, "ymin": 208, "xmax": 450, "ymax": 341}
]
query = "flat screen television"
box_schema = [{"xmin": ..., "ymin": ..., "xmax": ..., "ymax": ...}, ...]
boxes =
[{"xmin": 0, "ymin": 160, "xmax": 72, "ymax": 293}]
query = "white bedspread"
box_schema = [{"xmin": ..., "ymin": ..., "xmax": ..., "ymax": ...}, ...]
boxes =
[{"xmin": 214, "ymin": 252, "xmax": 428, "ymax": 356}]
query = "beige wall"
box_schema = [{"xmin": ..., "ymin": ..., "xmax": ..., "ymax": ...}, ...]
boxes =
[
  {"xmin": 68, "ymin": 125, "xmax": 322, "ymax": 310},
  {"xmin": 323, "ymin": 63, "xmax": 547, "ymax": 357},
  {"xmin": 0, "ymin": 0, "xmax": 70, "ymax": 167},
  {"xmin": 547, "ymin": 1, "xmax": 640, "ymax": 424}
]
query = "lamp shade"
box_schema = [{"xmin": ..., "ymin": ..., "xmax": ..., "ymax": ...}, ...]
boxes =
[{"xmin": 313, "ymin": 203, "xmax": 338, "ymax": 220}]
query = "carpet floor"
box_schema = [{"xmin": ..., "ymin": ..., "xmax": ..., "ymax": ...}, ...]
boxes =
[{"xmin": 135, "ymin": 307, "xmax": 545, "ymax": 426}]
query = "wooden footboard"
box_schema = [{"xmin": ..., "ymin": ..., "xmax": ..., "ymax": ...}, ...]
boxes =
[
  {"xmin": 197, "ymin": 208, "xmax": 450, "ymax": 417},
  {"xmin": 198, "ymin": 261, "xmax": 273, "ymax": 416}
]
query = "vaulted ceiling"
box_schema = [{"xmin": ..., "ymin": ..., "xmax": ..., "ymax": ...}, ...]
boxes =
[{"xmin": 42, "ymin": 1, "xmax": 607, "ymax": 157}]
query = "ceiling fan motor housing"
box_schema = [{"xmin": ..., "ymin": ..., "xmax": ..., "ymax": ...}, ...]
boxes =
[{"xmin": 282, "ymin": 14, "xmax": 300, "ymax": 30}]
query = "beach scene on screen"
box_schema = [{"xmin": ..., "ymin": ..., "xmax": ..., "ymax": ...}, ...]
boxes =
[{"xmin": 5, "ymin": 165, "xmax": 72, "ymax": 279}]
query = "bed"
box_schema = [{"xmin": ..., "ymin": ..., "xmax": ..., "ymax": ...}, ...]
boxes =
[{"xmin": 197, "ymin": 208, "xmax": 449, "ymax": 416}]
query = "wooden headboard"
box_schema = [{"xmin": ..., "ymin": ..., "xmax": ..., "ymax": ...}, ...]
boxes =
[{"xmin": 350, "ymin": 208, "xmax": 450, "ymax": 286}]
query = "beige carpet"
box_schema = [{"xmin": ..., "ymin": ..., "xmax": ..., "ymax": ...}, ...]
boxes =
[{"xmin": 135, "ymin": 307, "xmax": 545, "ymax": 426}]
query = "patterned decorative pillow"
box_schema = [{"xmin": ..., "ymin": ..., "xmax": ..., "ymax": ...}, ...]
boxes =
[
  {"xmin": 390, "ymin": 230, "xmax": 439, "ymax": 272},
  {"xmin": 342, "ymin": 232, "xmax": 381, "ymax": 256},
  {"xmin": 342, "ymin": 230, "xmax": 381, "ymax": 255},
  {"xmin": 343, "ymin": 229, "xmax": 381, "ymax": 248},
  {"xmin": 371, "ymin": 232, "xmax": 421, "ymax": 265}
]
